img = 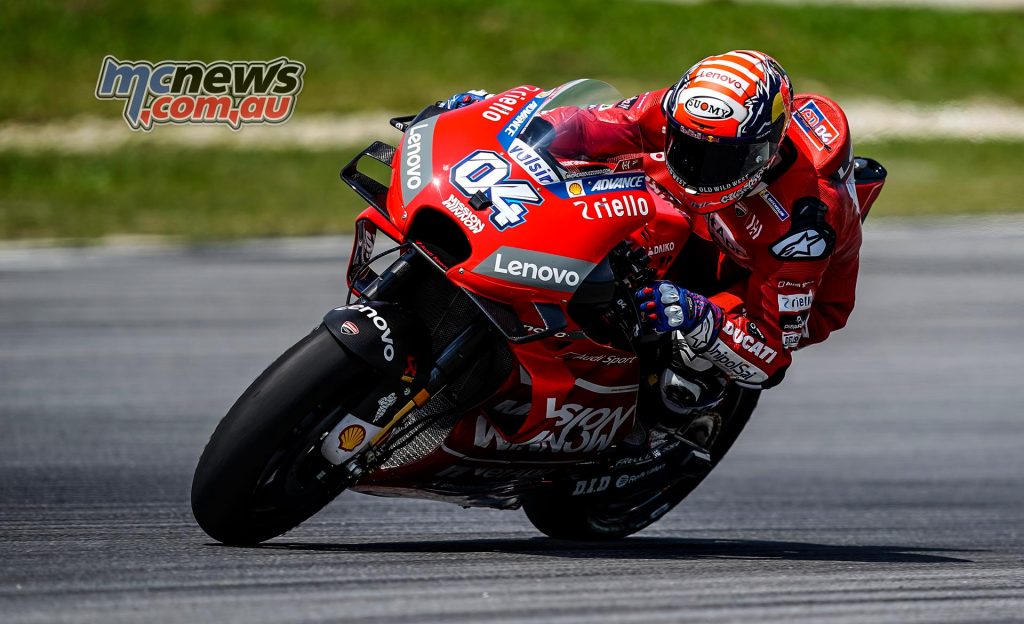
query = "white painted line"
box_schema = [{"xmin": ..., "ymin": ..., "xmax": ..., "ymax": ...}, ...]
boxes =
[
  {"xmin": 0, "ymin": 113, "xmax": 399, "ymax": 154},
  {"xmin": 844, "ymin": 99, "xmax": 1024, "ymax": 142}
]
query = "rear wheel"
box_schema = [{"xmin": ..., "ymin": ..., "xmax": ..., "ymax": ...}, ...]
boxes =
[
  {"xmin": 191, "ymin": 324, "xmax": 374, "ymax": 545},
  {"xmin": 522, "ymin": 387, "xmax": 761, "ymax": 540}
]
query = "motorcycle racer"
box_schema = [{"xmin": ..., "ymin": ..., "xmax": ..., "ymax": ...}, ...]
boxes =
[
  {"xmin": 540, "ymin": 50, "xmax": 862, "ymax": 408},
  {"xmin": 441, "ymin": 49, "xmax": 863, "ymax": 413}
]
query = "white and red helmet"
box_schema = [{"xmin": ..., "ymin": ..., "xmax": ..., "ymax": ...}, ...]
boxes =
[{"xmin": 662, "ymin": 50, "xmax": 794, "ymax": 214}]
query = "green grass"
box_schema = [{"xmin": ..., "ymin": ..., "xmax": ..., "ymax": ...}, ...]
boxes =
[
  {"xmin": 858, "ymin": 140, "xmax": 1022, "ymax": 217},
  {"xmin": 0, "ymin": 140, "xmax": 1019, "ymax": 241},
  {"xmin": 0, "ymin": 148, "xmax": 368, "ymax": 240},
  {"xmin": 2, "ymin": 0, "xmax": 1023, "ymax": 121}
]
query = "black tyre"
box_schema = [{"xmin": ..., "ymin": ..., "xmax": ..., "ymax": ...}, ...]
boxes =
[
  {"xmin": 523, "ymin": 387, "xmax": 761, "ymax": 540},
  {"xmin": 191, "ymin": 324, "xmax": 375, "ymax": 545}
]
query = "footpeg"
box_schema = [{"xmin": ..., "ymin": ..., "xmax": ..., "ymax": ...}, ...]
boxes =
[{"xmin": 676, "ymin": 438, "xmax": 713, "ymax": 479}]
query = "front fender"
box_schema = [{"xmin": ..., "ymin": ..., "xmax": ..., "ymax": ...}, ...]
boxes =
[{"xmin": 323, "ymin": 302, "xmax": 433, "ymax": 382}]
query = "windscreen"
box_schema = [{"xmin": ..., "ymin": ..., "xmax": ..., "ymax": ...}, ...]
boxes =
[{"xmin": 510, "ymin": 79, "xmax": 646, "ymax": 182}]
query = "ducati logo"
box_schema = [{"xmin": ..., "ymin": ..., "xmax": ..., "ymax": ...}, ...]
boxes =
[{"xmin": 340, "ymin": 321, "xmax": 359, "ymax": 335}]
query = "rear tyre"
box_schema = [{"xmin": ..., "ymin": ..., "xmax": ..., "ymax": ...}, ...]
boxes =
[
  {"xmin": 523, "ymin": 387, "xmax": 760, "ymax": 540},
  {"xmin": 191, "ymin": 324, "xmax": 374, "ymax": 545}
]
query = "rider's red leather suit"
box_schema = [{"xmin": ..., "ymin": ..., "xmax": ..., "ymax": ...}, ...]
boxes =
[{"xmin": 545, "ymin": 89, "xmax": 863, "ymax": 388}]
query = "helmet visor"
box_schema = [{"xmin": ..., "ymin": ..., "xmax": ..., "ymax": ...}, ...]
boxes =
[{"xmin": 666, "ymin": 132, "xmax": 773, "ymax": 192}]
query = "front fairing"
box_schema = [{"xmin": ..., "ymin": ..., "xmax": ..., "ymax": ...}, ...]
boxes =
[{"xmin": 389, "ymin": 80, "xmax": 660, "ymax": 306}]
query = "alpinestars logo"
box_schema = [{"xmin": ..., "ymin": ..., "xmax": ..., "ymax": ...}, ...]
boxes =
[
  {"xmin": 96, "ymin": 56, "xmax": 305, "ymax": 131},
  {"xmin": 771, "ymin": 229, "xmax": 832, "ymax": 260}
]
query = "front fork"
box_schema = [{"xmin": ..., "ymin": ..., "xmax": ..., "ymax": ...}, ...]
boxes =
[{"xmin": 318, "ymin": 248, "xmax": 492, "ymax": 477}]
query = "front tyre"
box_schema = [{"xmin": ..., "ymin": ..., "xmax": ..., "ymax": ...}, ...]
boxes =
[{"xmin": 191, "ymin": 324, "xmax": 374, "ymax": 545}]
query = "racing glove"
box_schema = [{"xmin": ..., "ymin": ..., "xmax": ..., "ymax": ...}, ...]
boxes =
[
  {"xmin": 635, "ymin": 281, "xmax": 722, "ymax": 353},
  {"xmin": 439, "ymin": 90, "xmax": 491, "ymax": 110}
]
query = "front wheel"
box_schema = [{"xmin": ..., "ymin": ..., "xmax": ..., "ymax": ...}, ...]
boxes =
[{"xmin": 191, "ymin": 324, "xmax": 375, "ymax": 545}]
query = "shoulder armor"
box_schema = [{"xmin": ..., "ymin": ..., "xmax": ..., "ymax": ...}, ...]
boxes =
[
  {"xmin": 770, "ymin": 197, "xmax": 835, "ymax": 261},
  {"xmin": 789, "ymin": 94, "xmax": 852, "ymax": 179}
]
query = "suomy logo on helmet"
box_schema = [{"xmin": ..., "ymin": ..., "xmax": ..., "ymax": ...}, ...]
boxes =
[{"xmin": 683, "ymin": 96, "xmax": 733, "ymax": 120}]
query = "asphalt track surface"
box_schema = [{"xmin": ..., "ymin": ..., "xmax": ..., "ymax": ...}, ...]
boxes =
[{"xmin": 2, "ymin": 218, "xmax": 1023, "ymax": 623}]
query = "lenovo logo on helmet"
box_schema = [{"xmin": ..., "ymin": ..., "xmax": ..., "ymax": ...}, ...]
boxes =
[
  {"xmin": 696, "ymin": 70, "xmax": 747, "ymax": 92},
  {"xmin": 682, "ymin": 95, "xmax": 733, "ymax": 120}
]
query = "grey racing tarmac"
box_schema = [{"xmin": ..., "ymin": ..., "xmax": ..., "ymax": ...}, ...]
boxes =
[{"xmin": 2, "ymin": 218, "xmax": 1022, "ymax": 623}]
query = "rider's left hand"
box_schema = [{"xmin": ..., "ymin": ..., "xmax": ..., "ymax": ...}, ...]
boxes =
[{"xmin": 635, "ymin": 281, "xmax": 720, "ymax": 337}]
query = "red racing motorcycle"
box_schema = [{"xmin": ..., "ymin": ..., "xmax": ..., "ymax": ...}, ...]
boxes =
[{"xmin": 192, "ymin": 81, "xmax": 886, "ymax": 544}]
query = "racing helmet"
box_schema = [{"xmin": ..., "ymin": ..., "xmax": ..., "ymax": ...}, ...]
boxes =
[{"xmin": 661, "ymin": 50, "xmax": 794, "ymax": 214}]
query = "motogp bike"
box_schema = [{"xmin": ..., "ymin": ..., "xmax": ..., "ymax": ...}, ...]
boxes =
[{"xmin": 192, "ymin": 80, "xmax": 886, "ymax": 544}]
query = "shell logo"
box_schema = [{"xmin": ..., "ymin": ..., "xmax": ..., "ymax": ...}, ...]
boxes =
[
  {"xmin": 567, "ymin": 181, "xmax": 585, "ymax": 197},
  {"xmin": 338, "ymin": 424, "xmax": 367, "ymax": 451}
]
